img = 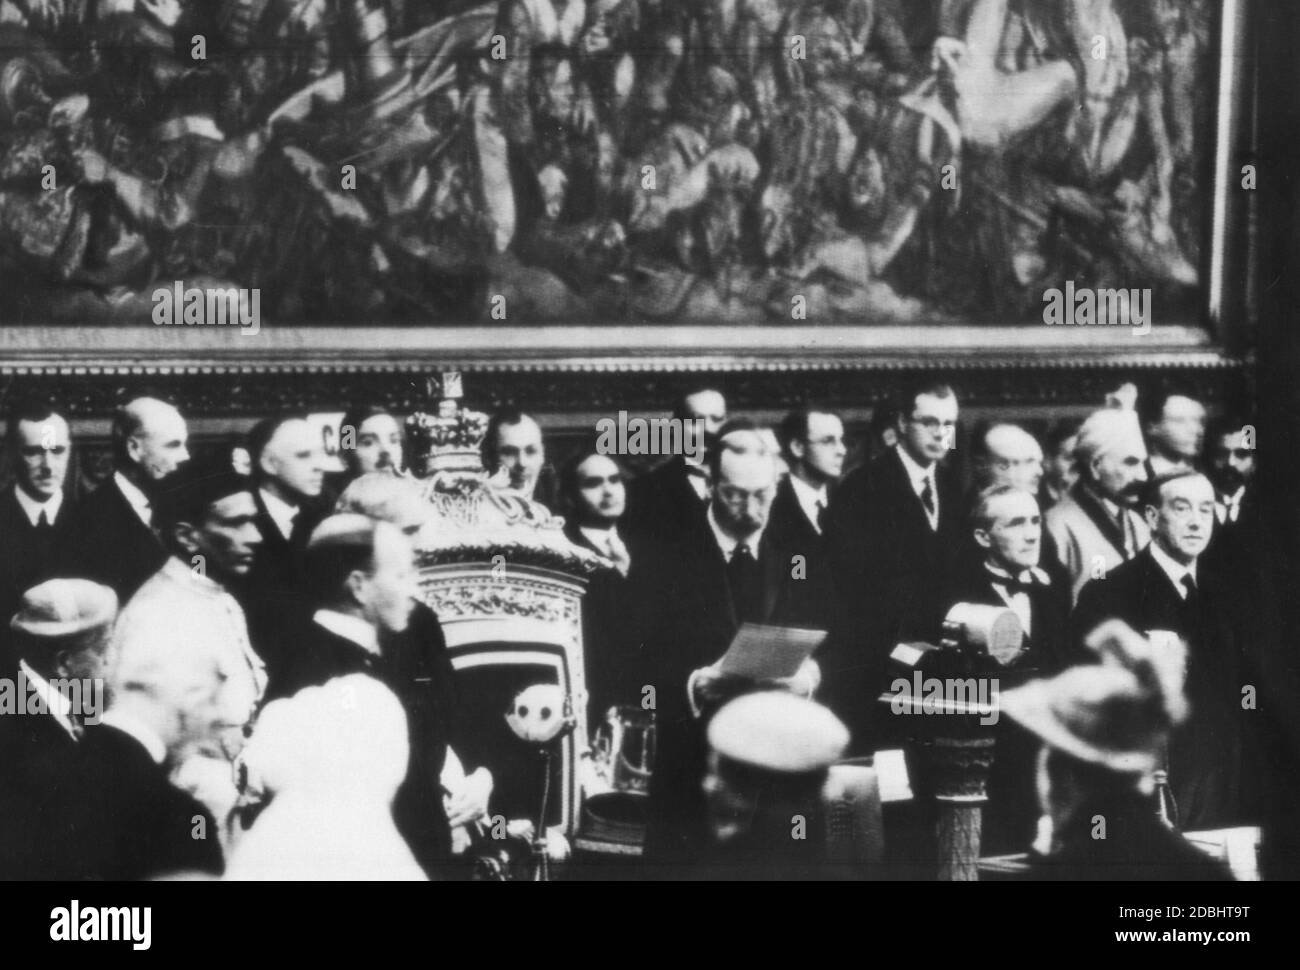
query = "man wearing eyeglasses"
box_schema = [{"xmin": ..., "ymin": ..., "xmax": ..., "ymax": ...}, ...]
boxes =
[
  {"xmin": 770, "ymin": 406, "xmax": 846, "ymax": 623},
  {"xmin": 823, "ymin": 381, "xmax": 963, "ymax": 750},
  {"xmin": 638, "ymin": 422, "xmax": 825, "ymax": 874}
]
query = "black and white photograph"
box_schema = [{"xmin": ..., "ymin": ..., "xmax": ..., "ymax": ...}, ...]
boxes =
[{"xmin": 0, "ymin": 0, "xmax": 1296, "ymax": 921}]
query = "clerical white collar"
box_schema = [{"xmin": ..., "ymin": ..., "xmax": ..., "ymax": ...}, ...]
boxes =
[
  {"xmin": 259, "ymin": 487, "xmax": 299, "ymax": 541},
  {"xmin": 706, "ymin": 504, "xmax": 764, "ymax": 561},
  {"xmin": 313, "ymin": 609, "xmax": 381, "ymax": 656},
  {"xmin": 17, "ymin": 660, "xmax": 76, "ymax": 738},
  {"xmin": 12, "ymin": 484, "xmax": 63, "ymax": 527},
  {"xmin": 1148, "ymin": 541, "xmax": 1198, "ymax": 597},
  {"xmin": 788, "ymin": 474, "xmax": 828, "ymax": 529},
  {"xmin": 114, "ymin": 471, "xmax": 153, "ymax": 528}
]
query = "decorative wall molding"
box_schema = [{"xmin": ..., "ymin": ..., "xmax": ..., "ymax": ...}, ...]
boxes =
[{"xmin": 0, "ymin": 325, "xmax": 1245, "ymax": 417}]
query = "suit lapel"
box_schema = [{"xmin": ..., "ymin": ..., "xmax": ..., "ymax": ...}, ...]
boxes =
[
  {"xmin": 758, "ymin": 533, "xmax": 783, "ymax": 624},
  {"xmin": 1072, "ymin": 484, "xmax": 1129, "ymax": 560},
  {"xmin": 887, "ymin": 449, "xmax": 930, "ymax": 535}
]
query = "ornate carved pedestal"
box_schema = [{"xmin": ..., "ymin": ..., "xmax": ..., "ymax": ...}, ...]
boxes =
[{"xmin": 884, "ymin": 695, "xmax": 1001, "ymax": 881}]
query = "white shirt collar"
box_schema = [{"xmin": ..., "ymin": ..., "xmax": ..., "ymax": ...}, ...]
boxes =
[
  {"xmin": 985, "ymin": 561, "xmax": 1052, "ymax": 587},
  {"xmin": 259, "ymin": 487, "xmax": 299, "ymax": 541},
  {"xmin": 788, "ymin": 475, "xmax": 828, "ymax": 532},
  {"xmin": 12, "ymin": 485, "xmax": 63, "ymax": 527},
  {"xmin": 313, "ymin": 609, "xmax": 381, "ymax": 656},
  {"xmin": 895, "ymin": 444, "xmax": 939, "ymax": 526},
  {"xmin": 1148, "ymin": 541, "xmax": 1198, "ymax": 598},
  {"xmin": 17, "ymin": 661, "xmax": 77, "ymax": 738},
  {"xmin": 114, "ymin": 471, "xmax": 153, "ymax": 528},
  {"xmin": 895, "ymin": 443, "xmax": 934, "ymax": 491},
  {"xmin": 1217, "ymin": 486, "xmax": 1245, "ymax": 521},
  {"xmin": 579, "ymin": 523, "xmax": 620, "ymax": 550},
  {"xmin": 706, "ymin": 504, "xmax": 764, "ymax": 562},
  {"xmin": 100, "ymin": 709, "xmax": 168, "ymax": 764}
]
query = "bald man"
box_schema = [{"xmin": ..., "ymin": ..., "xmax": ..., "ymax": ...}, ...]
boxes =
[
  {"xmin": 637, "ymin": 434, "xmax": 827, "ymax": 873},
  {"xmin": 60, "ymin": 396, "xmax": 190, "ymax": 602},
  {"xmin": 965, "ymin": 422, "xmax": 1071, "ymax": 589},
  {"xmin": 1044, "ymin": 409, "xmax": 1151, "ymax": 604},
  {"xmin": 973, "ymin": 423, "xmax": 1044, "ymax": 494}
]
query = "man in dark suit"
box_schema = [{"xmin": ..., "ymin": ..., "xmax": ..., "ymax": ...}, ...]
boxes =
[
  {"xmin": 1072, "ymin": 471, "xmax": 1260, "ymax": 832},
  {"xmin": 48, "ymin": 594, "xmax": 244, "ymax": 879},
  {"xmin": 822, "ymin": 381, "xmax": 963, "ymax": 750},
  {"xmin": 243, "ymin": 415, "xmax": 331, "ymax": 681},
  {"xmin": 624, "ymin": 387, "xmax": 727, "ymax": 543},
  {"xmin": 0, "ymin": 579, "xmax": 117, "ymax": 879},
  {"xmin": 58, "ymin": 396, "xmax": 189, "ymax": 604},
  {"xmin": 334, "ymin": 474, "xmax": 493, "ymax": 877},
  {"xmin": 943, "ymin": 484, "xmax": 1072, "ymax": 852},
  {"xmin": 266, "ymin": 514, "xmax": 490, "ymax": 878},
  {"xmin": 769, "ymin": 405, "xmax": 845, "ymax": 612},
  {"xmin": 638, "ymin": 431, "xmax": 828, "ymax": 874},
  {"xmin": 559, "ymin": 447, "xmax": 653, "ymax": 726},
  {"xmin": 0, "ymin": 403, "xmax": 76, "ymax": 668},
  {"xmin": 963, "ymin": 421, "xmax": 1070, "ymax": 590}
]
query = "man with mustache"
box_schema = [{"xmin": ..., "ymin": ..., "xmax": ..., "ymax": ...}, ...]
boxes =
[
  {"xmin": 328, "ymin": 404, "xmax": 405, "ymax": 495},
  {"xmin": 60, "ymin": 396, "xmax": 190, "ymax": 603},
  {"xmin": 0, "ymin": 402, "xmax": 75, "ymax": 669},
  {"xmin": 1142, "ymin": 387, "xmax": 1208, "ymax": 477},
  {"xmin": 1044, "ymin": 408, "xmax": 1151, "ymax": 605},
  {"xmin": 110, "ymin": 460, "xmax": 268, "ymax": 845},
  {"xmin": 1072, "ymin": 471, "xmax": 1260, "ymax": 831},
  {"xmin": 625, "ymin": 387, "xmax": 728, "ymax": 544},
  {"xmin": 1205, "ymin": 414, "xmax": 1255, "ymax": 531}
]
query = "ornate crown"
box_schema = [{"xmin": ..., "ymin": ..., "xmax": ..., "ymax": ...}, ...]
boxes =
[{"xmin": 405, "ymin": 372, "xmax": 490, "ymax": 477}]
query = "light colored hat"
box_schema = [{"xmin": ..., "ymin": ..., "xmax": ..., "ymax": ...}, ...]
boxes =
[
  {"xmin": 1000, "ymin": 620, "xmax": 1186, "ymax": 776},
  {"xmin": 708, "ymin": 692, "xmax": 848, "ymax": 774},
  {"xmin": 10, "ymin": 579, "xmax": 118, "ymax": 639}
]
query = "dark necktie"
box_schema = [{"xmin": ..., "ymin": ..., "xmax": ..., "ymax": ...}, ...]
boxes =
[
  {"xmin": 36, "ymin": 509, "xmax": 51, "ymax": 530},
  {"xmin": 1181, "ymin": 574, "xmax": 1198, "ymax": 602},
  {"xmin": 816, "ymin": 499, "xmax": 828, "ymax": 534},
  {"xmin": 920, "ymin": 478, "xmax": 936, "ymax": 519},
  {"xmin": 726, "ymin": 542, "xmax": 764, "ymax": 624}
]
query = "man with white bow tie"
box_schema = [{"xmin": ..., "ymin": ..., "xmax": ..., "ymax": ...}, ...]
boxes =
[
  {"xmin": 941, "ymin": 484, "xmax": 1073, "ymax": 854},
  {"xmin": 947, "ymin": 485, "xmax": 1072, "ymax": 678}
]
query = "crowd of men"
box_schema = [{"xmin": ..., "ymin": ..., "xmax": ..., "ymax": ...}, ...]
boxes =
[{"xmin": 0, "ymin": 379, "xmax": 1264, "ymax": 880}]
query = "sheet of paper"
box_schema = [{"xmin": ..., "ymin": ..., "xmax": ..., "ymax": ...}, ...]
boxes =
[
  {"xmin": 716, "ymin": 623, "xmax": 826, "ymax": 681},
  {"xmin": 874, "ymin": 749, "xmax": 913, "ymax": 803}
]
